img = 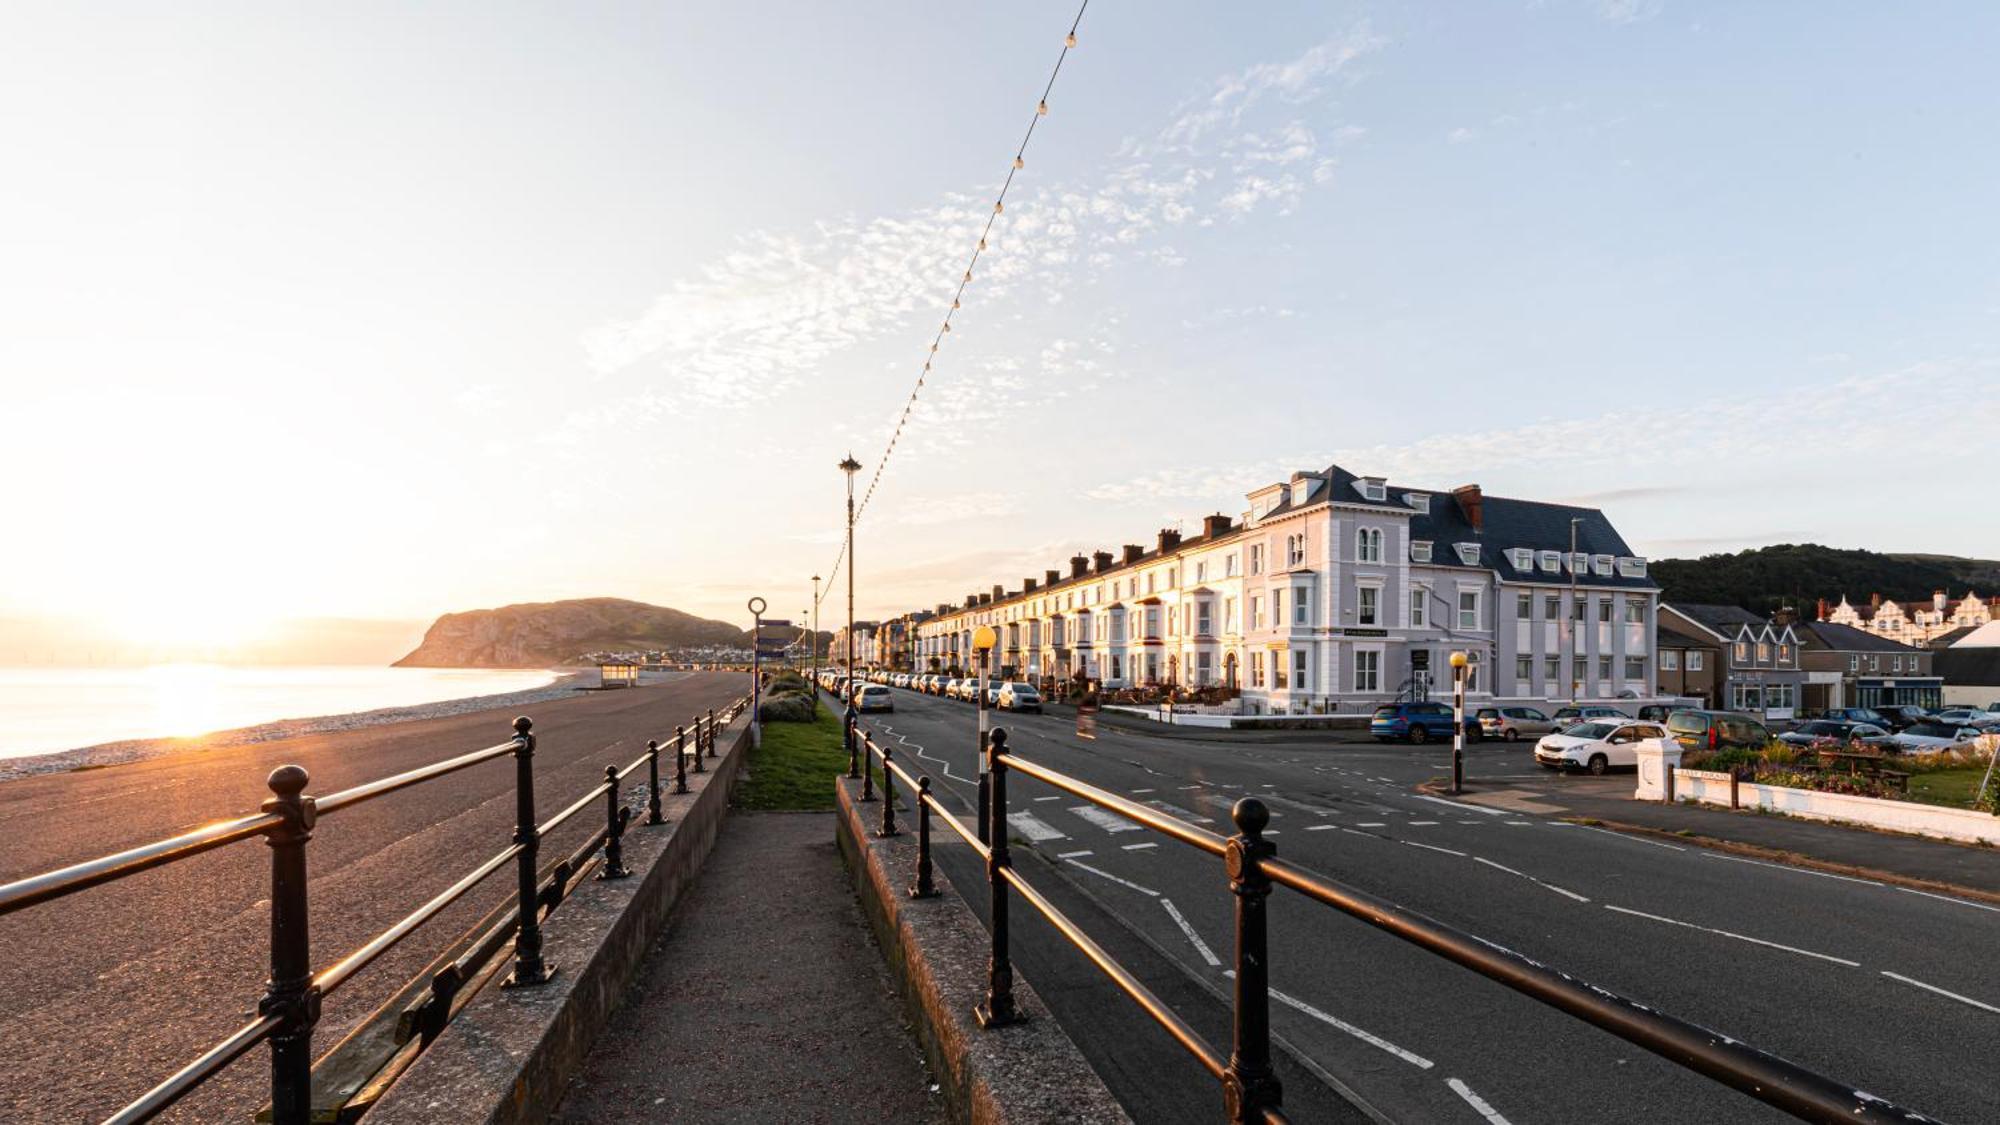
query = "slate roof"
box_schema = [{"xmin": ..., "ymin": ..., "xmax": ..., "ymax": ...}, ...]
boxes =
[
  {"xmin": 1656, "ymin": 617, "xmax": 1720, "ymax": 649},
  {"xmin": 1929, "ymin": 625, "xmax": 1980, "ymax": 650},
  {"xmin": 1796, "ymin": 620, "xmax": 1925, "ymax": 654},
  {"xmin": 1665, "ymin": 603, "xmax": 1766, "ymax": 638},
  {"xmin": 1936, "ymin": 648, "xmax": 2000, "ymax": 689}
]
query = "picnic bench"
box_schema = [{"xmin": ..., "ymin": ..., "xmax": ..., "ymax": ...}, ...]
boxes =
[{"xmin": 1813, "ymin": 748, "xmax": 1910, "ymax": 792}]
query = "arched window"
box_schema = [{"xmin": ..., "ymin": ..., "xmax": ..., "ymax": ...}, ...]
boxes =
[
  {"xmin": 1356, "ymin": 527, "xmax": 1383, "ymax": 563},
  {"xmin": 1465, "ymin": 650, "xmax": 1482, "ymax": 693}
]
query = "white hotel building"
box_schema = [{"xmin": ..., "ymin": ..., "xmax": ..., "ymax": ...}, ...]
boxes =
[{"xmin": 910, "ymin": 464, "xmax": 1662, "ymax": 714}]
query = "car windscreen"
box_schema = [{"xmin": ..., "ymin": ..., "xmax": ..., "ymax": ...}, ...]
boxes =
[
  {"xmin": 1797, "ymin": 721, "xmax": 1842, "ymax": 735},
  {"xmin": 1372, "ymin": 707, "xmax": 1398, "ymax": 719},
  {"xmin": 1566, "ymin": 721, "xmax": 1619, "ymax": 739},
  {"xmin": 1904, "ymin": 723, "xmax": 1957, "ymax": 737},
  {"xmin": 1666, "ymin": 713, "xmax": 1707, "ymax": 733}
]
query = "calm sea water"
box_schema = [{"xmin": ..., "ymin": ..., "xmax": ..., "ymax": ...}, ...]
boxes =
[{"xmin": 0, "ymin": 665, "xmax": 559, "ymax": 760}]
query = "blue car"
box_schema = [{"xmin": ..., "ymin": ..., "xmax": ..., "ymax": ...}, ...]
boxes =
[{"xmin": 1370, "ymin": 701, "xmax": 1482, "ymax": 744}]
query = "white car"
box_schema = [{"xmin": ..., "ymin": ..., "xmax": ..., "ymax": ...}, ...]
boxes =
[
  {"xmin": 1890, "ymin": 722, "xmax": 1981, "ymax": 754},
  {"xmin": 1534, "ymin": 720, "xmax": 1670, "ymax": 775},
  {"xmin": 855, "ymin": 684, "xmax": 894, "ymax": 713},
  {"xmin": 1931, "ymin": 708, "xmax": 1998, "ymax": 726}
]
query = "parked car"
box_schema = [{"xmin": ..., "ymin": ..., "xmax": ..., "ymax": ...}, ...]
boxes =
[
  {"xmin": 1636, "ymin": 704, "xmax": 1678, "ymax": 723},
  {"xmin": 1370, "ymin": 701, "xmax": 1481, "ymax": 744},
  {"xmin": 984, "ymin": 682, "xmax": 1004, "ymax": 707},
  {"xmin": 1665, "ymin": 709, "xmax": 1770, "ymax": 752},
  {"xmin": 1551, "ymin": 705, "xmax": 1629, "ymax": 727},
  {"xmin": 1821, "ymin": 707, "xmax": 1895, "ymax": 729},
  {"xmin": 1535, "ymin": 720, "xmax": 1671, "ymax": 775},
  {"xmin": 1874, "ymin": 705, "xmax": 1935, "ymax": 731},
  {"xmin": 1775, "ymin": 720, "xmax": 1894, "ymax": 749},
  {"xmin": 1890, "ymin": 722, "xmax": 1982, "ymax": 754},
  {"xmin": 855, "ymin": 684, "xmax": 894, "ymax": 713},
  {"xmin": 1931, "ymin": 708, "xmax": 2000, "ymax": 726},
  {"xmin": 998, "ymin": 682, "xmax": 1042, "ymax": 712},
  {"xmin": 1476, "ymin": 706, "xmax": 1557, "ymax": 742}
]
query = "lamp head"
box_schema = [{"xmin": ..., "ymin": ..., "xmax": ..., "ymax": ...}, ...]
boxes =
[
  {"xmin": 972, "ymin": 625, "xmax": 998, "ymax": 652},
  {"xmin": 1449, "ymin": 650, "xmax": 1469, "ymax": 670},
  {"xmin": 838, "ymin": 454, "xmax": 862, "ymax": 475}
]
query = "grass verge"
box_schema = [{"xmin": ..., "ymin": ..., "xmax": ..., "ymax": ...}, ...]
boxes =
[
  {"xmin": 735, "ymin": 704, "xmax": 849, "ymax": 811},
  {"xmin": 1907, "ymin": 767, "xmax": 1988, "ymax": 809}
]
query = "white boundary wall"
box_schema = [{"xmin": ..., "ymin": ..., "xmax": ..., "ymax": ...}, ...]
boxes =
[{"xmin": 1672, "ymin": 769, "xmax": 2000, "ymax": 847}]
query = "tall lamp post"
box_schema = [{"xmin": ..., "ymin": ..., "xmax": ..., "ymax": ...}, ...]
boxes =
[
  {"xmin": 840, "ymin": 454, "xmax": 862, "ymax": 782},
  {"xmin": 748, "ymin": 597, "xmax": 767, "ymax": 746},
  {"xmin": 1568, "ymin": 516, "xmax": 1584, "ymax": 704},
  {"xmin": 1449, "ymin": 650, "xmax": 1468, "ymax": 794},
  {"xmin": 972, "ymin": 624, "xmax": 997, "ymax": 845},
  {"xmin": 810, "ymin": 574, "xmax": 822, "ymax": 717}
]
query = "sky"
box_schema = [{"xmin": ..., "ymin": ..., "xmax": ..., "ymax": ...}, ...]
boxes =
[{"xmin": 4, "ymin": 2, "xmax": 1998, "ymax": 663}]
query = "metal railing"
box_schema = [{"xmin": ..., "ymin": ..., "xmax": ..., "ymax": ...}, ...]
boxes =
[
  {"xmin": 0, "ymin": 695, "xmax": 749, "ymax": 1125},
  {"xmin": 851, "ymin": 719, "xmax": 1943, "ymax": 1125}
]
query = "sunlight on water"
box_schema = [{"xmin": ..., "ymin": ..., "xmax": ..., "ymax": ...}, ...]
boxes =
[{"xmin": 0, "ymin": 665, "xmax": 560, "ymax": 761}]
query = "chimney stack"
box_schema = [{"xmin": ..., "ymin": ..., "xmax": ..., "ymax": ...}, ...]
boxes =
[
  {"xmin": 1157, "ymin": 528, "xmax": 1182, "ymax": 553},
  {"xmin": 1816, "ymin": 597, "xmax": 1829, "ymax": 621},
  {"xmin": 1935, "ymin": 590, "xmax": 1949, "ymax": 612},
  {"xmin": 1202, "ymin": 513, "xmax": 1232, "ymax": 539},
  {"xmin": 1122, "ymin": 544, "xmax": 1145, "ymax": 565},
  {"xmin": 1093, "ymin": 550, "xmax": 1115, "ymax": 573},
  {"xmin": 1070, "ymin": 554, "xmax": 1090, "ymax": 579},
  {"xmin": 1870, "ymin": 592, "xmax": 1882, "ymax": 610},
  {"xmin": 1045, "ymin": 569, "xmax": 1061, "ymax": 588},
  {"xmin": 1453, "ymin": 484, "xmax": 1484, "ymax": 531},
  {"xmin": 1023, "ymin": 577, "xmax": 1039, "ymax": 592},
  {"xmin": 992, "ymin": 584, "xmax": 1004, "ymax": 602},
  {"xmin": 1773, "ymin": 606, "xmax": 1798, "ymax": 627}
]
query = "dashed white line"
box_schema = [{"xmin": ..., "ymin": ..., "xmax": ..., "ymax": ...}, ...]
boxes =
[
  {"xmin": 1699, "ymin": 851, "xmax": 1882, "ymax": 886},
  {"xmin": 1179, "ymin": 784, "xmax": 1203, "ymax": 790},
  {"xmin": 1144, "ymin": 799, "xmax": 1215, "ymax": 824},
  {"xmin": 1131, "ymin": 787, "xmax": 1156, "ymax": 794},
  {"xmin": 1230, "ymin": 974, "xmax": 1434, "ymax": 1069},
  {"xmin": 1549, "ymin": 822, "xmax": 1685, "ymax": 851},
  {"xmin": 1897, "ymin": 886, "xmax": 2000, "ymax": 914},
  {"xmin": 1162, "ymin": 898, "xmax": 1221, "ymax": 967},
  {"xmin": 1447, "ymin": 1077, "xmax": 1512, "ymax": 1124},
  {"xmin": 1123, "ymin": 842, "xmax": 1158, "ymax": 851},
  {"xmin": 1356, "ymin": 822, "xmax": 1386, "ymax": 828},
  {"xmin": 1880, "ymin": 971, "xmax": 2000, "ymax": 1014},
  {"xmin": 1304, "ymin": 824, "xmax": 1337, "ymax": 831},
  {"xmin": 1071, "ymin": 805, "xmax": 1143, "ymax": 834},
  {"xmin": 1504, "ymin": 820, "xmax": 1532, "ymax": 826},
  {"xmin": 1057, "ymin": 849, "xmax": 1094, "ymax": 859},
  {"xmin": 1604, "ymin": 905, "xmax": 1858, "ymax": 966},
  {"xmin": 1065, "ymin": 858, "xmax": 1160, "ymax": 897},
  {"xmin": 1407, "ymin": 820, "xmax": 1439, "ymax": 826},
  {"xmin": 1403, "ymin": 840, "xmax": 1468, "ymax": 858},
  {"xmin": 1033, "ymin": 795, "xmax": 1061, "ymax": 803},
  {"xmin": 1474, "ymin": 857, "xmax": 1590, "ymax": 902},
  {"xmin": 1414, "ymin": 794, "xmax": 1508, "ymax": 816}
]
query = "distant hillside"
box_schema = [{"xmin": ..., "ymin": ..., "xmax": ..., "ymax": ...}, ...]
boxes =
[
  {"xmin": 1651, "ymin": 544, "xmax": 1999, "ymax": 614},
  {"xmin": 393, "ymin": 598, "xmax": 749, "ymax": 668}
]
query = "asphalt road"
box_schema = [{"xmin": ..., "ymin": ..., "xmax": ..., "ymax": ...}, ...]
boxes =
[
  {"xmin": 0, "ymin": 671, "xmax": 748, "ymax": 1124},
  {"xmin": 862, "ymin": 687, "xmax": 1997, "ymax": 1125}
]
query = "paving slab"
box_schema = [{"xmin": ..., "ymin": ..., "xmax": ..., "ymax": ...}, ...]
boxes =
[{"xmin": 553, "ymin": 811, "xmax": 947, "ymax": 1124}]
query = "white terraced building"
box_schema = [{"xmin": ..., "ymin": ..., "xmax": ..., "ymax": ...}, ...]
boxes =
[{"xmin": 910, "ymin": 464, "xmax": 1667, "ymax": 716}]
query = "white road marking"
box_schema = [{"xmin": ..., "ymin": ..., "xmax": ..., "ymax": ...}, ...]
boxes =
[
  {"xmin": 1304, "ymin": 824, "xmax": 1337, "ymax": 832},
  {"xmin": 1162, "ymin": 898, "xmax": 1221, "ymax": 967},
  {"xmin": 1131, "ymin": 787, "xmax": 1155, "ymax": 794},
  {"xmin": 1699, "ymin": 851, "xmax": 1882, "ymax": 886},
  {"xmin": 1356, "ymin": 822, "xmax": 1386, "ymax": 828},
  {"xmin": 1145, "ymin": 799, "xmax": 1215, "ymax": 823},
  {"xmin": 1227, "ymin": 973, "xmax": 1434, "ymax": 1069},
  {"xmin": 1898, "ymin": 887, "xmax": 2000, "ymax": 915},
  {"xmin": 1403, "ymin": 840, "xmax": 1468, "ymax": 857},
  {"xmin": 1880, "ymin": 971, "xmax": 2000, "ymax": 1015},
  {"xmin": 1414, "ymin": 794, "xmax": 1508, "ymax": 816},
  {"xmin": 1033, "ymin": 795, "xmax": 1060, "ymax": 803},
  {"xmin": 1006, "ymin": 812, "xmax": 1067, "ymax": 842},
  {"xmin": 1505, "ymin": 820, "xmax": 1532, "ymax": 826},
  {"xmin": 1475, "ymin": 857, "xmax": 1590, "ymax": 902},
  {"xmin": 1071, "ymin": 805, "xmax": 1144, "ymax": 834},
  {"xmin": 1057, "ymin": 849, "xmax": 1094, "ymax": 858},
  {"xmin": 1066, "ymin": 858, "xmax": 1160, "ymax": 897},
  {"xmin": 1447, "ymin": 1077, "xmax": 1512, "ymax": 1125},
  {"xmin": 1407, "ymin": 820, "xmax": 1439, "ymax": 826},
  {"xmin": 1257, "ymin": 793, "xmax": 1334, "ymax": 817},
  {"xmin": 1123, "ymin": 842, "xmax": 1158, "ymax": 851},
  {"xmin": 1179, "ymin": 784, "xmax": 1203, "ymax": 790},
  {"xmin": 1549, "ymin": 822, "xmax": 1684, "ymax": 851},
  {"xmin": 1604, "ymin": 905, "xmax": 1859, "ymax": 966}
]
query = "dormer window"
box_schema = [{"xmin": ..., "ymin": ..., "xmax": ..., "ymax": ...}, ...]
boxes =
[
  {"xmin": 1356, "ymin": 477, "xmax": 1387, "ymax": 502},
  {"xmin": 1538, "ymin": 550, "xmax": 1561, "ymax": 573},
  {"xmin": 1454, "ymin": 542, "xmax": 1482, "ymax": 566},
  {"xmin": 1616, "ymin": 557, "xmax": 1647, "ymax": 578},
  {"xmin": 1507, "ymin": 548, "xmax": 1533, "ymax": 570},
  {"xmin": 1592, "ymin": 554, "xmax": 1614, "ymax": 577},
  {"xmin": 1403, "ymin": 492, "xmax": 1431, "ymax": 513},
  {"xmin": 1410, "ymin": 540, "xmax": 1433, "ymax": 563},
  {"xmin": 1569, "ymin": 551, "xmax": 1589, "ymax": 573}
]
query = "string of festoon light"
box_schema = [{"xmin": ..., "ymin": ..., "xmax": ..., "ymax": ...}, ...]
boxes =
[{"xmin": 814, "ymin": 0, "xmax": 1090, "ymax": 613}]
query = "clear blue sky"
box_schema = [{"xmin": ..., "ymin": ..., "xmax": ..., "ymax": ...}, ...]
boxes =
[{"xmin": 3, "ymin": 1, "xmax": 1996, "ymax": 654}]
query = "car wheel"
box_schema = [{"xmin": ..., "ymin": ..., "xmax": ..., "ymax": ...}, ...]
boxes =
[
  {"xmin": 1588, "ymin": 753, "xmax": 1608, "ymax": 776},
  {"xmin": 1409, "ymin": 725, "xmax": 1429, "ymax": 744},
  {"xmin": 1504, "ymin": 729, "xmax": 1519, "ymax": 743},
  {"xmin": 1538, "ymin": 760, "xmax": 1557, "ymax": 770}
]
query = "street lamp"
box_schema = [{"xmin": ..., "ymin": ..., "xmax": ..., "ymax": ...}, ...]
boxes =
[
  {"xmin": 973, "ymin": 624, "xmax": 998, "ymax": 845},
  {"xmin": 840, "ymin": 454, "xmax": 864, "ymax": 790},
  {"xmin": 810, "ymin": 574, "xmax": 822, "ymax": 717},
  {"xmin": 1569, "ymin": 516, "xmax": 1585, "ymax": 704},
  {"xmin": 1449, "ymin": 650, "xmax": 1468, "ymax": 794}
]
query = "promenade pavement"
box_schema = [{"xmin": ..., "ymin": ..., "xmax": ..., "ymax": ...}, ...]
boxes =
[{"xmin": 554, "ymin": 810, "xmax": 947, "ymax": 1124}]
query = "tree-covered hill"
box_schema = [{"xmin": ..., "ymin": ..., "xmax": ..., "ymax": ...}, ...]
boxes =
[{"xmin": 1650, "ymin": 544, "xmax": 1998, "ymax": 613}]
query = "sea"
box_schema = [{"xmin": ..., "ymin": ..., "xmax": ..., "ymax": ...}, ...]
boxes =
[{"xmin": 0, "ymin": 665, "xmax": 560, "ymax": 761}]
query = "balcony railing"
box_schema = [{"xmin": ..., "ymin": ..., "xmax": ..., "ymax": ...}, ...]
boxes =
[
  {"xmin": 847, "ymin": 716, "xmax": 1940, "ymax": 1125},
  {"xmin": 0, "ymin": 695, "xmax": 749, "ymax": 1125}
]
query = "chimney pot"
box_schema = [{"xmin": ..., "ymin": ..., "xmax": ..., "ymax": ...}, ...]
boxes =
[
  {"xmin": 1157, "ymin": 528, "xmax": 1182, "ymax": 553},
  {"xmin": 1070, "ymin": 554, "xmax": 1090, "ymax": 579},
  {"xmin": 1202, "ymin": 513, "xmax": 1232, "ymax": 539},
  {"xmin": 1122, "ymin": 544, "xmax": 1145, "ymax": 565},
  {"xmin": 1093, "ymin": 550, "xmax": 1114, "ymax": 573}
]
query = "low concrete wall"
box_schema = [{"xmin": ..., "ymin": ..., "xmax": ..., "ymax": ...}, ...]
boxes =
[
  {"xmin": 835, "ymin": 775, "xmax": 1130, "ymax": 1125},
  {"xmin": 1673, "ymin": 768, "xmax": 2000, "ymax": 846},
  {"xmin": 368, "ymin": 709, "xmax": 755, "ymax": 1125}
]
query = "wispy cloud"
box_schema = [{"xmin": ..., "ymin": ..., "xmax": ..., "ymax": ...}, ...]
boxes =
[
  {"xmin": 579, "ymin": 24, "xmax": 1385, "ymax": 418},
  {"xmin": 1592, "ymin": 0, "xmax": 1665, "ymax": 24}
]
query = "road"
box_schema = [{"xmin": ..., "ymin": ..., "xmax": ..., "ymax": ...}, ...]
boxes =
[
  {"xmin": 862, "ymin": 687, "xmax": 1996, "ymax": 1124},
  {"xmin": 0, "ymin": 671, "xmax": 748, "ymax": 1124}
]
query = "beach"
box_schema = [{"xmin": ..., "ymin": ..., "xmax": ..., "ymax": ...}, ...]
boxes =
[{"xmin": 0, "ymin": 668, "xmax": 620, "ymax": 783}]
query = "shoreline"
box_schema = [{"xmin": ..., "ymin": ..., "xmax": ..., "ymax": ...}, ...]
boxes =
[{"xmin": 0, "ymin": 670, "xmax": 612, "ymax": 784}]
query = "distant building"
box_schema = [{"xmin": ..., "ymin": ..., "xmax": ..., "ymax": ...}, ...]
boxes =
[
  {"xmin": 1793, "ymin": 620, "xmax": 1939, "ymax": 712},
  {"xmin": 1824, "ymin": 591, "xmax": 1991, "ymax": 646},
  {"xmin": 1934, "ymin": 621, "xmax": 2000, "ymax": 707},
  {"xmin": 1658, "ymin": 604, "xmax": 1806, "ymax": 721}
]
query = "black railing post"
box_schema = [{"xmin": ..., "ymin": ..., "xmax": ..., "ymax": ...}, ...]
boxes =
[
  {"xmin": 599, "ymin": 766, "xmax": 632, "ymax": 880},
  {"xmin": 845, "ymin": 702, "xmax": 860, "ymax": 780},
  {"xmin": 261, "ymin": 765, "xmax": 319, "ymax": 1125},
  {"xmin": 878, "ymin": 743, "xmax": 899, "ymax": 837},
  {"xmin": 976, "ymin": 729, "xmax": 991, "ymax": 846},
  {"xmin": 645, "ymin": 740, "xmax": 665, "ymax": 826},
  {"xmin": 674, "ymin": 725, "xmax": 690, "ymax": 795},
  {"xmin": 706, "ymin": 707, "xmax": 718, "ymax": 758},
  {"xmin": 691, "ymin": 718, "xmax": 706, "ymax": 775},
  {"xmin": 506, "ymin": 717, "xmax": 552, "ymax": 986},
  {"xmin": 859, "ymin": 709, "xmax": 876, "ymax": 802},
  {"xmin": 1224, "ymin": 797, "xmax": 1282, "ymax": 1124},
  {"xmin": 974, "ymin": 727, "xmax": 1018, "ymax": 1027},
  {"xmin": 910, "ymin": 776, "xmax": 937, "ymax": 899}
]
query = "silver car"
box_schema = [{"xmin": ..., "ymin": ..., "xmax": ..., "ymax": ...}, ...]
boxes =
[{"xmin": 1477, "ymin": 706, "xmax": 1557, "ymax": 742}]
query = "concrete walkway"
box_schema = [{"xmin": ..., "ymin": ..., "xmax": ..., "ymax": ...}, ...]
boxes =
[{"xmin": 553, "ymin": 811, "xmax": 947, "ymax": 1124}]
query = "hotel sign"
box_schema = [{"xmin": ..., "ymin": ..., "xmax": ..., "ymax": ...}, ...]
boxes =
[{"xmin": 1336, "ymin": 628, "xmax": 1389, "ymax": 638}]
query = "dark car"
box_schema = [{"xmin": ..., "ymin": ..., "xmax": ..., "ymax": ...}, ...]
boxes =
[
  {"xmin": 1371, "ymin": 701, "xmax": 1481, "ymax": 744},
  {"xmin": 1875, "ymin": 705, "xmax": 1937, "ymax": 731},
  {"xmin": 1775, "ymin": 719, "xmax": 1893, "ymax": 749},
  {"xmin": 1822, "ymin": 707, "xmax": 1895, "ymax": 730},
  {"xmin": 1665, "ymin": 709, "xmax": 1770, "ymax": 752},
  {"xmin": 1636, "ymin": 704, "xmax": 1676, "ymax": 723}
]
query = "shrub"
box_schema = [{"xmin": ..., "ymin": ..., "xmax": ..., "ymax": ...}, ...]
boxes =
[
  {"xmin": 765, "ymin": 671, "xmax": 810, "ymax": 696},
  {"xmin": 1761, "ymin": 743, "xmax": 1799, "ymax": 768},
  {"xmin": 758, "ymin": 693, "xmax": 817, "ymax": 723},
  {"xmin": 1685, "ymin": 747, "xmax": 1761, "ymax": 775}
]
